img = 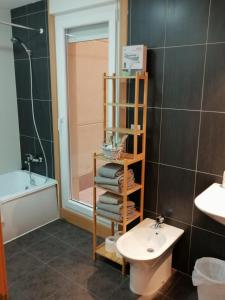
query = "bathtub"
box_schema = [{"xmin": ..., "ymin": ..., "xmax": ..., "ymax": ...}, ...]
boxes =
[{"xmin": 0, "ymin": 170, "xmax": 59, "ymax": 242}]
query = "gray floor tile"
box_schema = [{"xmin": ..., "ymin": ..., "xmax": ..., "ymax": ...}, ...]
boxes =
[
  {"xmin": 166, "ymin": 273, "xmax": 198, "ymax": 300},
  {"xmin": 77, "ymin": 236, "xmax": 103, "ymax": 257},
  {"xmin": 86, "ymin": 263, "xmax": 125, "ymax": 299},
  {"xmin": 6, "ymin": 251, "xmax": 43, "ymax": 286},
  {"xmin": 40, "ymin": 219, "xmax": 71, "ymax": 235},
  {"xmin": 48, "ymin": 248, "xmax": 99, "ymax": 284},
  {"xmin": 26, "ymin": 235, "xmax": 71, "ymax": 263},
  {"xmin": 109, "ymin": 278, "xmax": 138, "ymax": 300},
  {"xmin": 11, "ymin": 228, "xmax": 51, "ymax": 250},
  {"xmin": 47, "ymin": 280, "xmax": 100, "ymax": 300},
  {"xmin": 8, "ymin": 284, "xmax": 29, "ymax": 300},
  {"xmin": 53, "ymin": 224, "xmax": 92, "ymax": 247},
  {"xmin": 4, "ymin": 240, "xmax": 23, "ymax": 260},
  {"xmin": 11, "ymin": 265, "xmax": 68, "ymax": 299},
  {"xmin": 159, "ymin": 269, "xmax": 183, "ymax": 295}
]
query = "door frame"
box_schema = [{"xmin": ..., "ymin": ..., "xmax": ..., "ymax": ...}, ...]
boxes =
[{"xmin": 54, "ymin": 4, "xmax": 118, "ymax": 218}]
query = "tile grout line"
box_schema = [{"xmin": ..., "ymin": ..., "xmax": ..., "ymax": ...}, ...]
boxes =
[
  {"xmin": 148, "ymin": 40, "xmax": 225, "ymax": 50},
  {"xmin": 14, "ymin": 56, "xmax": 49, "ymax": 61},
  {"xmin": 192, "ymin": 224, "xmax": 225, "ymax": 239},
  {"xmin": 188, "ymin": 0, "xmax": 212, "ymax": 274},
  {"xmin": 18, "ymin": 98, "xmax": 52, "ymax": 101},
  {"xmin": 11, "ymin": 9, "xmax": 47, "ymax": 20},
  {"xmin": 20, "ymin": 134, "xmax": 53, "ymax": 143},
  {"xmin": 155, "ymin": 0, "xmax": 168, "ymax": 215},
  {"xmin": 147, "ymin": 106, "xmax": 225, "ymax": 114},
  {"xmin": 146, "ymin": 161, "xmax": 222, "ymax": 178}
]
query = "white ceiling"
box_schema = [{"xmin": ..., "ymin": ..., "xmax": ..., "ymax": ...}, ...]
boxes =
[{"xmin": 0, "ymin": 0, "xmax": 36, "ymax": 9}]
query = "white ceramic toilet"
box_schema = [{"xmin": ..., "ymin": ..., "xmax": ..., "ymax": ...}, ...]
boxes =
[{"xmin": 116, "ymin": 218, "xmax": 184, "ymax": 296}]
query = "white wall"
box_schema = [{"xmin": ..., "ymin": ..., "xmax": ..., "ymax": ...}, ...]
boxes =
[
  {"xmin": 49, "ymin": 0, "xmax": 117, "ymax": 15},
  {"xmin": 0, "ymin": 8, "xmax": 21, "ymax": 174}
]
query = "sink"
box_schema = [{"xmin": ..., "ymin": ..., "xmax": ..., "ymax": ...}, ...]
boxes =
[{"xmin": 194, "ymin": 183, "xmax": 225, "ymax": 225}]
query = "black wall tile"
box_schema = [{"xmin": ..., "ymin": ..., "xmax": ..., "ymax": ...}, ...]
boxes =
[
  {"xmin": 166, "ymin": 0, "xmax": 209, "ymax": 46},
  {"xmin": 33, "ymin": 101, "xmax": 52, "ymax": 141},
  {"xmin": 148, "ymin": 49, "xmax": 164, "ymax": 107},
  {"xmin": 163, "ymin": 46, "xmax": 205, "ymax": 110},
  {"xmin": 198, "ymin": 112, "xmax": 225, "ymax": 175},
  {"xmin": 27, "ymin": 0, "xmax": 47, "ymax": 14},
  {"xmin": 158, "ymin": 165, "xmax": 195, "ymax": 224},
  {"xmin": 17, "ymin": 100, "xmax": 34, "ymax": 136},
  {"xmin": 193, "ymin": 172, "xmax": 224, "ymax": 237},
  {"xmin": 160, "ymin": 110, "xmax": 199, "ymax": 169},
  {"xmin": 34, "ymin": 139, "xmax": 54, "ymax": 178},
  {"xmin": 28, "ymin": 11, "xmax": 48, "ymax": 58},
  {"xmin": 144, "ymin": 162, "xmax": 158, "ymax": 212},
  {"xmin": 32, "ymin": 58, "xmax": 51, "ymax": 100},
  {"xmin": 129, "ymin": 0, "xmax": 225, "ymax": 276},
  {"xmin": 190, "ymin": 227, "xmax": 225, "ymax": 272},
  {"xmin": 146, "ymin": 108, "xmax": 161, "ymax": 162},
  {"xmin": 12, "ymin": 16, "xmax": 29, "ymax": 59},
  {"xmin": 194, "ymin": 171, "xmax": 222, "ymax": 197},
  {"xmin": 14, "ymin": 60, "xmax": 30, "ymax": 99},
  {"xmin": 164, "ymin": 218, "xmax": 191, "ymax": 274},
  {"xmin": 203, "ymin": 44, "xmax": 225, "ymax": 111},
  {"xmin": 208, "ymin": 0, "xmax": 225, "ymax": 43},
  {"xmin": 11, "ymin": 5, "xmax": 27, "ymax": 19},
  {"xmin": 12, "ymin": 1, "xmax": 53, "ymax": 179},
  {"xmin": 130, "ymin": 0, "xmax": 167, "ymax": 48},
  {"xmin": 20, "ymin": 136, "xmax": 36, "ymax": 169}
]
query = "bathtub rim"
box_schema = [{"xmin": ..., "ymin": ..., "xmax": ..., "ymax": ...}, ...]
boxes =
[{"xmin": 0, "ymin": 170, "xmax": 57, "ymax": 205}]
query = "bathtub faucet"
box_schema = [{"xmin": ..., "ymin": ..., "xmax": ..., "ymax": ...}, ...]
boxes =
[
  {"xmin": 25, "ymin": 153, "xmax": 43, "ymax": 164},
  {"xmin": 155, "ymin": 215, "xmax": 165, "ymax": 229}
]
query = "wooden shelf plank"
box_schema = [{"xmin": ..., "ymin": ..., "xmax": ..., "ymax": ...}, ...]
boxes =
[
  {"xmin": 104, "ymin": 103, "xmax": 145, "ymax": 108},
  {"xmin": 104, "ymin": 75, "xmax": 146, "ymax": 80},
  {"xmin": 95, "ymin": 242, "xmax": 123, "ymax": 265},
  {"xmin": 95, "ymin": 210, "xmax": 141, "ymax": 226},
  {"xmin": 94, "ymin": 183, "xmax": 142, "ymax": 196},
  {"xmin": 94, "ymin": 152, "xmax": 144, "ymax": 165},
  {"xmin": 105, "ymin": 127, "xmax": 143, "ymax": 135}
]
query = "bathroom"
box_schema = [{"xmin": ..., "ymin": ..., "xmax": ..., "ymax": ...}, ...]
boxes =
[{"xmin": 0, "ymin": 0, "xmax": 225, "ymax": 299}]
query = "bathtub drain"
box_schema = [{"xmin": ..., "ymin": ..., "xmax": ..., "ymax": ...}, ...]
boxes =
[{"xmin": 147, "ymin": 248, "xmax": 154, "ymax": 253}]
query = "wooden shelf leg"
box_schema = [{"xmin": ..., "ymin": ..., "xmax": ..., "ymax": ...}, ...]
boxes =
[{"xmin": 93, "ymin": 154, "xmax": 97, "ymax": 261}]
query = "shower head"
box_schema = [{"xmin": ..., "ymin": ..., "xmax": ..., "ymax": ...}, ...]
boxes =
[{"xmin": 11, "ymin": 36, "xmax": 31, "ymax": 55}]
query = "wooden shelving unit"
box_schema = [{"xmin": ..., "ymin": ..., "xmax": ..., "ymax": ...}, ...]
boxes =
[{"xmin": 93, "ymin": 72, "xmax": 148, "ymax": 274}]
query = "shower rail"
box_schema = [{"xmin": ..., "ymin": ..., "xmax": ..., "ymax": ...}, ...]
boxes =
[{"xmin": 0, "ymin": 19, "xmax": 44, "ymax": 34}]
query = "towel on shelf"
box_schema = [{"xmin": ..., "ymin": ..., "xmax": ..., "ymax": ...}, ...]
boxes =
[
  {"xmin": 97, "ymin": 208, "xmax": 136, "ymax": 222},
  {"xmin": 97, "ymin": 200, "xmax": 135, "ymax": 214},
  {"xmin": 98, "ymin": 192, "xmax": 122, "ymax": 205},
  {"xmin": 98, "ymin": 178, "xmax": 135, "ymax": 193},
  {"xmin": 95, "ymin": 169, "xmax": 134, "ymax": 186},
  {"xmin": 98, "ymin": 163, "xmax": 123, "ymax": 179}
]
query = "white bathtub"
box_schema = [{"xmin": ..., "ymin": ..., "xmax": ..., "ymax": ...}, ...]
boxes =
[{"xmin": 0, "ymin": 170, "xmax": 59, "ymax": 242}]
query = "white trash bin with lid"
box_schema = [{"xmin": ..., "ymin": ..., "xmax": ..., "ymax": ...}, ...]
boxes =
[{"xmin": 192, "ymin": 257, "xmax": 225, "ymax": 300}]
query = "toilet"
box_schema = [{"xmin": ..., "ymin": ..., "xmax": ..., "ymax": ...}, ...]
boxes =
[{"xmin": 116, "ymin": 218, "xmax": 184, "ymax": 296}]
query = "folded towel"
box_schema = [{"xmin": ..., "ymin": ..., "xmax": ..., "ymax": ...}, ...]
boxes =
[
  {"xmin": 97, "ymin": 208, "xmax": 136, "ymax": 222},
  {"xmin": 95, "ymin": 169, "xmax": 134, "ymax": 186},
  {"xmin": 97, "ymin": 200, "xmax": 135, "ymax": 214},
  {"xmin": 98, "ymin": 163, "xmax": 123, "ymax": 179},
  {"xmin": 98, "ymin": 181, "xmax": 135, "ymax": 193},
  {"xmin": 99, "ymin": 192, "xmax": 122, "ymax": 205}
]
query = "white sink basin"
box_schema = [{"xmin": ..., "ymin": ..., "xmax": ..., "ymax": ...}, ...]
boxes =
[{"xmin": 194, "ymin": 183, "xmax": 225, "ymax": 225}]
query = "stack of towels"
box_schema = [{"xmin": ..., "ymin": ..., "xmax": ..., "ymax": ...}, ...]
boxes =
[
  {"xmin": 97, "ymin": 192, "xmax": 136, "ymax": 222},
  {"xmin": 94, "ymin": 163, "xmax": 135, "ymax": 193}
]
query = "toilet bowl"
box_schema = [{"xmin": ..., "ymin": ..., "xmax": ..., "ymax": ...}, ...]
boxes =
[{"xmin": 116, "ymin": 218, "xmax": 184, "ymax": 296}]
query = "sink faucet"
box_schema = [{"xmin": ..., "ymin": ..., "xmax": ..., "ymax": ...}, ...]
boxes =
[{"xmin": 154, "ymin": 215, "xmax": 165, "ymax": 229}]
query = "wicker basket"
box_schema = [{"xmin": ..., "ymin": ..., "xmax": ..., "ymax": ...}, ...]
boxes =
[{"xmin": 101, "ymin": 144, "xmax": 123, "ymax": 160}]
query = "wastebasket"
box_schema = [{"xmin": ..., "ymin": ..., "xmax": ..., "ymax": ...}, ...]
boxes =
[{"xmin": 192, "ymin": 257, "xmax": 225, "ymax": 300}]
